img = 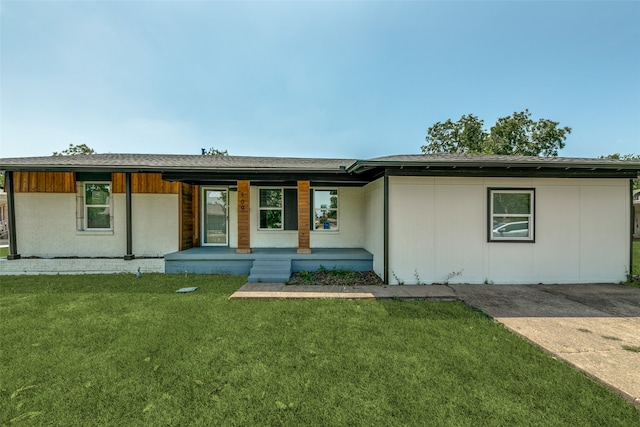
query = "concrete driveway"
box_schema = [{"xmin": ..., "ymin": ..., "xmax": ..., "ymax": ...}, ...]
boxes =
[{"xmin": 450, "ymin": 284, "xmax": 640, "ymax": 408}]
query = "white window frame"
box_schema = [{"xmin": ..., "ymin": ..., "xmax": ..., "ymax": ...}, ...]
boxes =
[
  {"xmin": 258, "ymin": 187, "xmax": 283, "ymax": 230},
  {"xmin": 313, "ymin": 188, "xmax": 339, "ymax": 231},
  {"xmin": 488, "ymin": 188, "xmax": 535, "ymax": 242},
  {"xmin": 84, "ymin": 181, "xmax": 112, "ymax": 230}
]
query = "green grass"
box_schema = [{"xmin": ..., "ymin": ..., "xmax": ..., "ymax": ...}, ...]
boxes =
[
  {"xmin": 1, "ymin": 275, "xmax": 638, "ymax": 426},
  {"xmin": 0, "ymin": 246, "xmax": 8, "ymax": 258}
]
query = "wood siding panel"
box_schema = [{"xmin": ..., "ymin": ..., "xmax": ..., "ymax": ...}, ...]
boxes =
[
  {"xmin": 112, "ymin": 173, "xmax": 125, "ymax": 193},
  {"xmin": 179, "ymin": 183, "xmax": 194, "ymax": 250},
  {"xmin": 236, "ymin": 180, "xmax": 251, "ymax": 253},
  {"xmin": 14, "ymin": 172, "xmax": 76, "ymax": 193},
  {"xmin": 111, "ymin": 173, "xmax": 179, "ymax": 194},
  {"xmin": 13, "ymin": 171, "xmax": 178, "ymax": 194},
  {"xmin": 297, "ymin": 180, "xmax": 311, "ymax": 253}
]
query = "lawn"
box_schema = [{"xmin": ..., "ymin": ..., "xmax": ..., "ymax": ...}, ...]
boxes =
[{"xmin": 1, "ymin": 275, "xmax": 638, "ymax": 426}]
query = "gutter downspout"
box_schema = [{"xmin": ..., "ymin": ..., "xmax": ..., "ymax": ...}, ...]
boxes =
[
  {"xmin": 384, "ymin": 171, "xmax": 389, "ymax": 284},
  {"xmin": 124, "ymin": 172, "xmax": 134, "ymax": 260},
  {"xmin": 5, "ymin": 171, "xmax": 20, "ymax": 260}
]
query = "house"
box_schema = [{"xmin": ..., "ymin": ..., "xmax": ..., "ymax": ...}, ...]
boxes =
[{"xmin": 1, "ymin": 153, "xmax": 638, "ymax": 283}]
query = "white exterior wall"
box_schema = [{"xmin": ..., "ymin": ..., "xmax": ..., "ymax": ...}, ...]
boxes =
[
  {"xmin": 249, "ymin": 186, "xmax": 365, "ymax": 248},
  {"xmin": 131, "ymin": 194, "xmax": 179, "ymax": 256},
  {"xmin": 14, "ymin": 192, "xmax": 179, "ymax": 258},
  {"xmin": 310, "ymin": 187, "xmax": 365, "ymax": 248},
  {"xmin": 363, "ymin": 178, "xmax": 384, "ymax": 278},
  {"xmin": 388, "ymin": 176, "xmax": 630, "ymax": 285}
]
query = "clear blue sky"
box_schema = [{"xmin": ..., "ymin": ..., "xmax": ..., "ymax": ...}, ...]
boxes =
[{"xmin": 1, "ymin": 1, "xmax": 638, "ymax": 160}]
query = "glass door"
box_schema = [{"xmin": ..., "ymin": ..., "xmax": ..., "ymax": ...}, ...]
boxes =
[{"xmin": 202, "ymin": 188, "xmax": 228, "ymax": 246}]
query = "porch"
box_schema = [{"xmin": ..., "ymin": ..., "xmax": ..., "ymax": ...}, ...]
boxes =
[{"xmin": 164, "ymin": 247, "xmax": 374, "ymax": 282}]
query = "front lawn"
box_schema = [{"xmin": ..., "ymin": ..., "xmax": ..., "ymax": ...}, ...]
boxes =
[{"xmin": 1, "ymin": 275, "xmax": 638, "ymax": 426}]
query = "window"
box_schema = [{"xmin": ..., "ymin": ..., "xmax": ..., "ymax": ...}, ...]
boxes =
[
  {"xmin": 489, "ymin": 189, "xmax": 534, "ymax": 242},
  {"xmin": 259, "ymin": 188, "xmax": 283, "ymax": 229},
  {"xmin": 85, "ymin": 182, "xmax": 111, "ymax": 230},
  {"xmin": 314, "ymin": 189, "xmax": 338, "ymax": 231}
]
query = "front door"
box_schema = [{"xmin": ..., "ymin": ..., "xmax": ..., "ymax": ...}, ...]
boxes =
[{"xmin": 202, "ymin": 188, "xmax": 228, "ymax": 246}]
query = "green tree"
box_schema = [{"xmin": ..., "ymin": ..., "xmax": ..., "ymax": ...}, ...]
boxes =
[
  {"xmin": 203, "ymin": 147, "xmax": 228, "ymax": 156},
  {"xmin": 53, "ymin": 143, "xmax": 96, "ymax": 156},
  {"xmin": 601, "ymin": 153, "xmax": 640, "ymax": 190},
  {"xmin": 422, "ymin": 109, "xmax": 571, "ymax": 157}
]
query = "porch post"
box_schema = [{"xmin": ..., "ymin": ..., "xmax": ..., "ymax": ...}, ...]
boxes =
[
  {"xmin": 5, "ymin": 171, "xmax": 21, "ymax": 260},
  {"xmin": 297, "ymin": 180, "xmax": 311, "ymax": 254},
  {"xmin": 124, "ymin": 172, "xmax": 135, "ymax": 260},
  {"xmin": 236, "ymin": 180, "xmax": 251, "ymax": 254}
]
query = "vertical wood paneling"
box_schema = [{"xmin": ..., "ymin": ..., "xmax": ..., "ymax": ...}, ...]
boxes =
[
  {"xmin": 179, "ymin": 183, "xmax": 194, "ymax": 250},
  {"xmin": 297, "ymin": 180, "xmax": 311, "ymax": 253},
  {"xmin": 236, "ymin": 180, "xmax": 251, "ymax": 253},
  {"xmin": 13, "ymin": 172, "xmax": 76, "ymax": 193},
  {"xmin": 111, "ymin": 173, "xmax": 179, "ymax": 194}
]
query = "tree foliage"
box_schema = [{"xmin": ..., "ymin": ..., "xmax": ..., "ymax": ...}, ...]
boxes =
[
  {"xmin": 601, "ymin": 153, "xmax": 640, "ymax": 189},
  {"xmin": 203, "ymin": 147, "xmax": 228, "ymax": 156},
  {"xmin": 52, "ymin": 144, "xmax": 96, "ymax": 156},
  {"xmin": 422, "ymin": 109, "xmax": 571, "ymax": 157}
]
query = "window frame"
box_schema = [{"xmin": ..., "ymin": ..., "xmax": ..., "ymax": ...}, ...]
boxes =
[
  {"xmin": 258, "ymin": 187, "xmax": 284, "ymax": 230},
  {"xmin": 84, "ymin": 181, "xmax": 112, "ymax": 231},
  {"xmin": 312, "ymin": 188, "xmax": 339, "ymax": 231},
  {"xmin": 488, "ymin": 188, "xmax": 535, "ymax": 243}
]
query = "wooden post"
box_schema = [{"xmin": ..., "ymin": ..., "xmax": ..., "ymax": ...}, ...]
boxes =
[
  {"xmin": 297, "ymin": 180, "xmax": 311, "ymax": 254},
  {"xmin": 236, "ymin": 180, "xmax": 251, "ymax": 254}
]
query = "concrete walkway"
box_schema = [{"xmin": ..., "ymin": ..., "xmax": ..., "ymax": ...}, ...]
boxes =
[{"xmin": 230, "ymin": 282, "xmax": 640, "ymax": 408}]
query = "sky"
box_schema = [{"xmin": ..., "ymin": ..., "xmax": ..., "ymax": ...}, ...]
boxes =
[{"xmin": 1, "ymin": 0, "xmax": 639, "ymax": 160}]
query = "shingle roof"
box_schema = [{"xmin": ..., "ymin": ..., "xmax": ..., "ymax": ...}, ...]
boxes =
[
  {"xmin": 0, "ymin": 153, "xmax": 357, "ymax": 172},
  {"xmin": 1, "ymin": 153, "xmax": 638, "ymax": 176}
]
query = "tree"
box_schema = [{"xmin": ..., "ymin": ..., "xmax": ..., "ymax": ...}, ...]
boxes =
[
  {"xmin": 421, "ymin": 109, "xmax": 571, "ymax": 157},
  {"xmin": 202, "ymin": 147, "xmax": 228, "ymax": 156},
  {"xmin": 53, "ymin": 144, "xmax": 96, "ymax": 156},
  {"xmin": 601, "ymin": 153, "xmax": 640, "ymax": 190}
]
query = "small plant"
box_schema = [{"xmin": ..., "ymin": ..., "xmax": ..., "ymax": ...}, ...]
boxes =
[
  {"xmin": 299, "ymin": 271, "xmax": 314, "ymax": 282},
  {"xmin": 601, "ymin": 335, "xmax": 621, "ymax": 341},
  {"xmin": 622, "ymin": 345, "xmax": 640, "ymax": 353},
  {"xmin": 442, "ymin": 269, "xmax": 463, "ymax": 285},
  {"xmin": 577, "ymin": 328, "xmax": 592, "ymax": 333},
  {"xmin": 483, "ymin": 278, "xmax": 494, "ymax": 285},
  {"xmin": 414, "ymin": 269, "xmax": 423, "ymax": 285},
  {"xmin": 392, "ymin": 271, "xmax": 404, "ymax": 285}
]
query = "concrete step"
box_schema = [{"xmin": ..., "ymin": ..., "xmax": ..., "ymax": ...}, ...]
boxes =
[{"xmin": 248, "ymin": 259, "xmax": 292, "ymax": 283}]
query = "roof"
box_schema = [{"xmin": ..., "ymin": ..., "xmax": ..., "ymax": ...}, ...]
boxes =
[
  {"xmin": 350, "ymin": 153, "xmax": 640, "ymax": 171},
  {"xmin": 1, "ymin": 153, "xmax": 639, "ymax": 182},
  {"xmin": 0, "ymin": 153, "xmax": 356, "ymax": 173}
]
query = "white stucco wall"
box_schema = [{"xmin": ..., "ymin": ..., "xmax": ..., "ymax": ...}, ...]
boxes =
[
  {"xmin": 13, "ymin": 192, "xmax": 179, "ymax": 258},
  {"xmin": 249, "ymin": 186, "xmax": 366, "ymax": 248},
  {"xmin": 387, "ymin": 176, "xmax": 630, "ymax": 285},
  {"xmin": 363, "ymin": 178, "xmax": 384, "ymax": 277}
]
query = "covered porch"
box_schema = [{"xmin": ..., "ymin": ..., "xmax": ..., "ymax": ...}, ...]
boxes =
[{"xmin": 165, "ymin": 247, "xmax": 374, "ymax": 282}]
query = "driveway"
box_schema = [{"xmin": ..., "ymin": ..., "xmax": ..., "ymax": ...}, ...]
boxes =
[{"xmin": 449, "ymin": 284, "xmax": 640, "ymax": 408}]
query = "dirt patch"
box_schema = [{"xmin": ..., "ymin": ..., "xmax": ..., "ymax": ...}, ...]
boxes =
[{"xmin": 287, "ymin": 270, "xmax": 384, "ymax": 286}]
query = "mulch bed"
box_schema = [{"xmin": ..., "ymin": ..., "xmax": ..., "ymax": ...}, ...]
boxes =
[{"xmin": 287, "ymin": 270, "xmax": 384, "ymax": 286}]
